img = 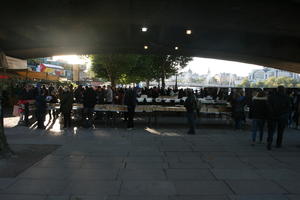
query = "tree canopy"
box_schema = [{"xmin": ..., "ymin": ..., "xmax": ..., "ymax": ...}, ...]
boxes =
[
  {"xmin": 239, "ymin": 76, "xmax": 300, "ymax": 88},
  {"xmin": 91, "ymin": 54, "xmax": 192, "ymax": 87}
]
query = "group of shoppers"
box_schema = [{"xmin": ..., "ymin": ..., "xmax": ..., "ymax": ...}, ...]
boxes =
[
  {"xmin": 18, "ymin": 83, "xmax": 138, "ymax": 129},
  {"xmin": 18, "ymin": 83, "xmax": 296, "ymax": 150},
  {"xmin": 232, "ymin": 86, "xmax": 292, "ymax": 150}
]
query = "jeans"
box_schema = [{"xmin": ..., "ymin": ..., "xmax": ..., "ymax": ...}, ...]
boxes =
[
  {"xmin": 234, "ymin": 119, "xmax": 243, "ymax": 129},
  {"xmin": 127, "ymin": 105, "xmax": 135, "ymax": 128},
  {"xmin": 187, "ymin": 112, "xmax": 197, "ymax": 134},
  {"xmin": 251, "ymin": 119, "xmax": 265, "ymax": 142},
  {"xmin": 267, "ymin": 116, "xmax": 288, "ymax": 146}
]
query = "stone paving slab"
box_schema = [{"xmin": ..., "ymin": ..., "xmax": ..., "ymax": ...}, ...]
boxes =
[
  {"xmin": 174, "ymin": 181, "xmax": 233, "ymax": 195},
  {"xmin": 63, "ymin": 180, "xmax": 121, "ymax": 195},
  {"xmin": 211, "ymin": 169, "xmax": 263, "ymax": 180},
  {"xmin": 255, "ymin": 169, "xmax": 300, "ymax": 180},
  {"xmin": 228, "ymin": 195, "xmax": 289, "ymax": 200},
  {"xmin": 169, "ymin": 195, "xmax": 229, "ymax": 200},
  {"xmin": 0, "ymin": 178, "xmax": 16, "ymax": 190},
  {"xmin": 0, "ymin": 194, "xmax": 47, "ymax": 200},
  {"xmin": 3, "ymin": 179, "xmax": 68, "ymax": 195},
  {"xmin": 19, "ymin": 167, "xmax": 72, "ymax": 179},
  {"xmin": 68, "ymin": 169, "xmax": 119, "ymax": 180},
  {"xmin": 120, "ymin": 181, "xmax": 176, "ymax": 195},
  {"xmin": 287, "ymin": 195, "xmax": 300, "ymax": 200},
  {"xmin": 3, "ymin": 117, "xmax": 300, "ymax": 198},
  {"xmin": 275, "ymin": 180, "xmax": 300, "ymax": 194},
  {"xmin": 226, "ymin": 180, "xmax": 287, "ymax": 195},
  {"xmin": 118, "ymin": 169, "xmax": 166, "ymax": 180},
  {"xmin": 166, "ymin": 169, "xmax": 216, "ymax": 180},
  {"xmin": 125, "ymin": 162, "xmax": 168, "ymax": 169},
  {"xmin": 116, "ymin": 195, "xmax": 169, "ymax": 200},
  {"xmin": 168, "ymin": 161, "xmax": 211, "ymax": 169}
]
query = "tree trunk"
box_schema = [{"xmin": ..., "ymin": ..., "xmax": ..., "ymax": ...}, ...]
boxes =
[
  {"xmin": 161, "ymin": 64, "xmax": 166, "ymax": 89},
  {"xmin": 110, "ymin": 78, "xmax": 116, "ymax": 88},
  {"xmin": 161, "ymin": 76, "xmax": 165, "ymax": 89},
  {"xmin": 175, "ymin": 74, "xmax": 178, "ymax": 90},
  {"xmin": 146, "ymin": 80, "xmax": 150, "ymax": 88}
]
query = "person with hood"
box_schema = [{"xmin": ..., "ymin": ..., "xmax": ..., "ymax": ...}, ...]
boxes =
[
  {"xmin": 267, "ymin": 86, "xmax": 291, "ymax": 150},
  {"xmin": 184, "ymin": 89, "xmax": 198, "ymax": 135},
  {"xmin": 249, "ymin": 90, "xmax": 268, "ymax": 145},
  {"xmin": 60, "ymin": 86, "xmax": 73, "ymax": 128}
]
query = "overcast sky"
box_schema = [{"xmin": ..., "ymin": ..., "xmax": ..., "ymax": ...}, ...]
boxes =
[{"xmin": 182, "ymin": 57, "xmax": 263, "ymax": 77}]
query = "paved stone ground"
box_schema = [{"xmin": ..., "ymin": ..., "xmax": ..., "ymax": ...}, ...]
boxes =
[{"xmin": 1, "ymin": 116, "xmax": 300, "ymax": 200}]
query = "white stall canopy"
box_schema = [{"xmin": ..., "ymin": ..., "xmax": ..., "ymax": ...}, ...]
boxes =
[{"xmin": 6, "ymin": 56, "xmax": 27, "ymax": 69}]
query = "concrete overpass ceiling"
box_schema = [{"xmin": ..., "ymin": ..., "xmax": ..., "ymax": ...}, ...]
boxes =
[{"xmin": 1, "ymin": 0, "xmax": 300, "ymax": 73}]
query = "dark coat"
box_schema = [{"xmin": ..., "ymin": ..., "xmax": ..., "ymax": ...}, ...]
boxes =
[
  {"xmin": 83, "ymin": 88, "xmax": 96, "ymax": 108},
  {"xmin": 267, "ymin": 93, "xmax": 291, "ymax": 120},
  {"xmin": 249, "ymin": 96, "xmax": 268, "ymax": 119},
  {"xmin": 124, "ymin": 89, "xmax": 137, "ymax": 106},
  {"xmin": 184, "ymin": 94, "xmax": 197, "ymax": 113},
  {"xmin": 60, "ymin": 92, "xmax": 73, "ymax": 113},
  {"xmin": 35, "ymin": 93, "xmax": 47, "ymax": 112},
  {"xmin": 231, "ymin": 96, "xmax": 246, "ymax": 120}
]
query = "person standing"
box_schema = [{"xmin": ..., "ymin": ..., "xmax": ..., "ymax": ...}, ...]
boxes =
[
  {"xmin": 184, "ymin": 89, "xmax": 198, "ymax": 135},
  {"xmin": 124, "ymin": 87, "xmax": 137, "ymax": 130},
  {"xmin": 60, "ymin": 87, "xmax": 73, "ymax": 128},
  {"xmin": 267, "ymin": 86, "xmax": 291, "ymax": 150},
  {"xmin": 35, "ymin": 88, "xmax": 47, "ymax": 129},
  {"xmin": 230, "ymin": 92, "xmax": 246, "ymax": 130},
  {"xmin": 249, "ymin": 90, "xmax": 268, "ymax": 145},
  {"xmin": 83, "ymin": 87, "xmax": 96, "ymax": 128},
  {"xmin": 106, "ymin": 85, "xmax": 113, "ymax": 104}
]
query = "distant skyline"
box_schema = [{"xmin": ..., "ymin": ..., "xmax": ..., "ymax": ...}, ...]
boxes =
[
  {"xmin": 52, "ymin": 55, "xmax": 264, "ymax": 77},
  {"xmin": 182, "ymin": 57, "xmax": 263, "ymax": 77}
]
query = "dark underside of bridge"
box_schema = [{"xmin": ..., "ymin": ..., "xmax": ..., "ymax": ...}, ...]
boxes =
[{"xmin": 1, "ymin": 0, "xmax": 300, "ymax": 72}]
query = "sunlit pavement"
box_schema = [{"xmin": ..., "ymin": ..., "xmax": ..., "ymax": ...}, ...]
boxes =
[{"xmin": 1, "ymin": 117, "xmax": 300, "ymax": 200}]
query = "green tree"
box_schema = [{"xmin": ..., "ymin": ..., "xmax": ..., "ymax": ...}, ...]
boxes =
[
  {"xmin": 91, "ymin": 54, "xmax": 138, "ymax": 87},
  {"xmin": 91, "ymin": 54, "xmax": 192, "ymax": 88},
  {"xmin": 238, "ymin": 78, "xmax": 251, "ymax": 87}
]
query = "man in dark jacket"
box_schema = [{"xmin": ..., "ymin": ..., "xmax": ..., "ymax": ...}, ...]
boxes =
[
  {"xmin": 60, "ymin": 87, "xmax": 73, "ymax": 128},
  {"xmin": 267, "ymin": 86, "xmax": 291, "ymax": 150},
  {"xmin": 124, "ymin": 87, "xmax": 137, "ymax": 129},
  {"xmin": 35, "ymin": 88, "xmax": 47, "ymax": 129},
  {"xmin": 83, "ymin": 87, "xmax": 96, "ymax": 128},
  {"xmin": 184, "ymin": 89, "xmax": 198, "ymax": 135}
]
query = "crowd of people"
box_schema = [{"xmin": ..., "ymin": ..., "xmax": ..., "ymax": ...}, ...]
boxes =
[{"xmin": 16, "ymin": 82, "xmax": 300, "ymax": 150}]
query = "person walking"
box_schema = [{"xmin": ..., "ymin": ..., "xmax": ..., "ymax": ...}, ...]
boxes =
[
  {"xmin": 266, "ymin": 86, "xmax": 291, "ymax": 150},
  {"xmin": 124, "ymin": 87, "xmax": 137, "ymax": 130},
  {"xmin": 249, "ymin": 90, "xmax": 268, "ymax": 145},
  {"xmin": 184, "ymin": 89, "xmax": 198, "ymax": 135},
  {"xmin": 60, "ymin": 87, "xmax": 73, "ymax": 129}
]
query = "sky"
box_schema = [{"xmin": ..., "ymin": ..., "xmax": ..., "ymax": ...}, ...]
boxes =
[
  {"xmin": 52, "ymin": 55, "xmax": 263, "ymax": 77},
  {"xmin": 182, "ymin": 57, "xmax": 263, "ymax": 77}
]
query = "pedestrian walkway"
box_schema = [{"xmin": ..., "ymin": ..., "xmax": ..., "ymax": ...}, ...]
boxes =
[{"xmin": 1, "ymin": 117, "xmax": 300, "ymax": 200}]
